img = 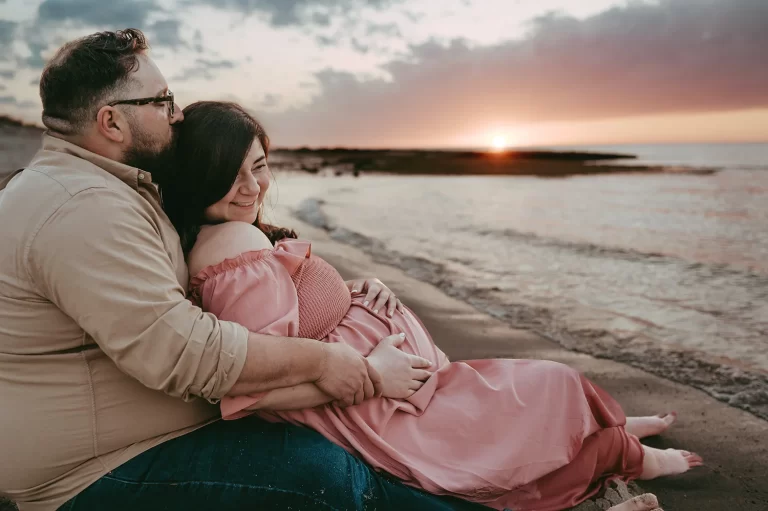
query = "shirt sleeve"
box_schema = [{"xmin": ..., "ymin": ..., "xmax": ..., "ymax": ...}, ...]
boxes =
[{"xmin": 27, "ymin": 188, "xmax": 249, "ymax": 403}]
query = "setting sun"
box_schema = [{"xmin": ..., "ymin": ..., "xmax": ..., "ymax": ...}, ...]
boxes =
[{"xmin": 491, "ymin": 135, "xmax": 508, "ymax": 151}]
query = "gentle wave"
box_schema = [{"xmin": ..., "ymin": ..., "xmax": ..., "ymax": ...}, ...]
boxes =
[{"xmin": 294, "ymin": 197, "xmax": 768, "ymax": 422}]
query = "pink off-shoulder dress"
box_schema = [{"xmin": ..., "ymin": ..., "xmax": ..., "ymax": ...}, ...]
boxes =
[{"xmin": 189, "ymin": 239, "xmax": 644, "ymax": 511}]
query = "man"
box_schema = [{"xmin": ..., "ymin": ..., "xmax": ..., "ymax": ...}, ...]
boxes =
[{"xmin": 0, "ymin": 29, "xmax": 485, "ymax": 511}]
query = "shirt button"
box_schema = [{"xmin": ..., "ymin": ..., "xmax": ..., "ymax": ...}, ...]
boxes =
[{"xmin": 138, "ymin": 173, "xmax": 145, "ymax": 180}]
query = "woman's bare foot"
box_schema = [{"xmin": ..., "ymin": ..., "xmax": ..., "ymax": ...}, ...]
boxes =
[
  {"xmin": 625, "ymin": 412, "xmax": 677, "ymax": 439},
  {"xmin": 607, "ymin": 493, "xmax": 662, "ymax": 511},
  {"xmin": 639, "ymin": 445, "xmax": 703, "ymax": 479}
]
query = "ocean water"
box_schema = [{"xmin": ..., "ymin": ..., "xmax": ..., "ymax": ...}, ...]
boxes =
[{"xmin": 271, "ymin": 143, "xmax": 768, "ymax": 419}]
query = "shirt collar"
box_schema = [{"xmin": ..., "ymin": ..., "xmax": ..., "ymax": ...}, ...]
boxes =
[{"xmin": 40, "ymin": 133, "xmax": 153, "ymax": 190}]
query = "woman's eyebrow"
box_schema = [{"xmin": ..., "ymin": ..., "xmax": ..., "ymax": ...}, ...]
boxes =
[{"xmin": 252, "ymin": 156, "xmax": 266, "ymax": 166}]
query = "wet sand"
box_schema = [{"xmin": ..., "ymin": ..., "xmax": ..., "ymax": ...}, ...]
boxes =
[{"xmin": 288, "ymin": 216, "xmax": 768, "ymax": 510}]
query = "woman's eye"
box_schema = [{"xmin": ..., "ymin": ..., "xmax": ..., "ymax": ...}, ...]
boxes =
[{"xmin": 252, "ymin": 165, "xmax": 266, "ymax": 174}]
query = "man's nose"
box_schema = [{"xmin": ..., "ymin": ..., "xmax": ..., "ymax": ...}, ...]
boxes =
[{"xmin": 170, "ymin": 103, "xmax": 184, "ymax": 124}]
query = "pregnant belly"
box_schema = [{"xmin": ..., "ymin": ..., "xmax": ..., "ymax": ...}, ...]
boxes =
[{"xmin": 326, "ymin": 296, "xmax": 449, "ymax": 369}]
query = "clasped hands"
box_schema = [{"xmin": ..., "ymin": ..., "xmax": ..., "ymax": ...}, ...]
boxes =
[{"xmin": 313, "ymin": 278, "xmax": 431, "ymax": 407}]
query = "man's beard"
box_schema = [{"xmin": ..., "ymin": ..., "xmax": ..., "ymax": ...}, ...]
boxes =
[{"xmin": 123, "ymin": 124, "xmax": 178, "ymax": 186}]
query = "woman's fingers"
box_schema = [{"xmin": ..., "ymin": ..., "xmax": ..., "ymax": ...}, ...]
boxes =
[
  {"xmin": 409, "ymin": 380, "xmax": 425, "ymax": 391},
  {"xmin": 352, "ymin": 278, "xmax": 404, "ymax": 316},
  {"xmin": 372, "ymin": 292, "xmax": 389, "ymax": 314},
  {"xmin": 411, "ymin": 369, "xmax": 432, "ymax": 381},
  {"xmin": 386, "ymin": 294, "xmax": 397, "ymax": 317},
  {"xmin": 379, "ymin": 332, "xmax": 406, "ymax": 348},
  {"xmin": 363, "ymin": 283, "xmax": 382, "ymax": 307},
  {"xmin": 349, "ymin": 279, "xmax": 367, "ymax": 294},
  {"xmin": 408, "ymin": 354, "xmax": 432, "ymax": 368}
]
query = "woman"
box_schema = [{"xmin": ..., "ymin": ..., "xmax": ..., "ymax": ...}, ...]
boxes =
[{"xmin": 160, "ymin": 101, "xmax": 701, "ymax": 511}]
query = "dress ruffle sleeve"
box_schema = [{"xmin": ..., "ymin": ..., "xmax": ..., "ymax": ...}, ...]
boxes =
[{"xmin": 188, "ymin": 239, "xmax": 311, "ymax": 420}]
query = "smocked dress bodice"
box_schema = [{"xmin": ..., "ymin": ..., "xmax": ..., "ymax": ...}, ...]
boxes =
[
  {"xmin": 190, "ymin": 239, "xmax": 351, "ymax": 341},
  {"xmin": 290, "ymin": 249, "xmax": 352, "ymax": 340}
]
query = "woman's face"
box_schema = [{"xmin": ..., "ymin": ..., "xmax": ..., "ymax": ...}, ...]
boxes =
[{"xmin": 204, "ymin": 137, "xmax": 270, "ymax": 224}]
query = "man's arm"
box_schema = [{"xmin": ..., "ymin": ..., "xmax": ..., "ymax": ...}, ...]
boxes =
[
  {"xmin": 245, "ymin": 383, "xmax": 332, "ymax": 411},
  {"xmin": 27, "ymin": 189, "xmax": 339, "ymax": 401},
  {"xmin": 241, "ymin": 333, "xmax": 434, "ymax": 411}
]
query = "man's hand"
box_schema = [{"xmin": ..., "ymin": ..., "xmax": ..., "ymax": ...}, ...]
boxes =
[
  {"xmin": 314, "ymin": 343, "xmax": 380, "ymax": 407},
  {"xmin": 367, "ymin": 333, "xmax": 433, "ymax": 399}
]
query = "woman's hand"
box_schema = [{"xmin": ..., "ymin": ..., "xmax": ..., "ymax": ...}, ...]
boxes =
[
  {"xmin": 366, "ymin": 333, "xmax": 433, "ymax": 399},
  {"xmin": 347, "ymin": 278, "xmax": 404, "ymax": 317}
]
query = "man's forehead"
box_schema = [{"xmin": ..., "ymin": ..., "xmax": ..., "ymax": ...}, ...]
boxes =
[{"xmin": 131, "ymin": 53, "xmax": 168, "ymax": 94}]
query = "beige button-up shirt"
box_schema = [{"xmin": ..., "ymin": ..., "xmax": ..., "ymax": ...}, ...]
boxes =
[{"xmin": 0, "ymin": 134, "xmax": 249, "ymax": 510}]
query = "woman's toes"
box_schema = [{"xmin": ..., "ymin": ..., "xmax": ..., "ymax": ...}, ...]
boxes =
[
  {"xmin": 626, "ymin": 412, "xmax": 677, "ymax": 439},
  {"xmin": 684, "ymin": 452, "xmax": 704, "ymax": 467},
  {"xmin": 657, "ymin": 411, "xmax": 677, "ymax": 427},
  {"xmin": 640, "ymin": 446, "xmax": 703, "ymax": 479},
  {"xmin": 607, "ymin": 493, "xmax": 660, "ymax": 511}
]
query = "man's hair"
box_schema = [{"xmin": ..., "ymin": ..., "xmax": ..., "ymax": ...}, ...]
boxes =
[{"xmin": 40, "ymin": 28, "xmax": 149, "ymax": 134}]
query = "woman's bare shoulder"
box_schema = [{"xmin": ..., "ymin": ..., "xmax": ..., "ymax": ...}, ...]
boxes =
[{"xmin": 188, "ymin": 221, "xmax": 272, "ymax": 277}]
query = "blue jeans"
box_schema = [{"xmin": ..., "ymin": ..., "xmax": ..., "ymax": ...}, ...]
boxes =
[{"xmin": 59, "ymin": 417, "xmax": 489, "ymax": 511}]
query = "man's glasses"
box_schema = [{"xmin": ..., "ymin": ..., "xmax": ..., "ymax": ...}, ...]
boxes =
[{"xmin": 108, "ymin": 90, "xmax": 175, "ymax": 118}]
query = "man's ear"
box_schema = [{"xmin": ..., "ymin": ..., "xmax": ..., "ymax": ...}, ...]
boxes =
[{"xmin": 95, "ymin": 105, "xmax": 127, "ymax": 143}]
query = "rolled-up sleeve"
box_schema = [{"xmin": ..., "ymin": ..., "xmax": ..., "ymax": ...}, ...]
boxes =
[{"xmin": 27, "ymin": 188, "xmax": 249, "ymax": 402}]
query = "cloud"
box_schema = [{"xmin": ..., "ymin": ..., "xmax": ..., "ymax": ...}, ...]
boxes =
[
  {"xmin": 0, "ymin": 96, "xmax": 37, "ymax": 108},
  {"xmin": 148, "ymin": 19, "xmax": 187, "ymax": 49},
  {"xmin": 260, "ymin": 93, "xmax": 282, "ymax": 108},
  {"xmin": 315, "ymin": 35, "xmax": 335, "ymax": 47},
  {"xmin": 192, "ymin": 30, "xmax": 204, "ymax": 53},
  {"xmin": 0, "ymin": 20, "xmax": 15, "ymax": 47},
  {"xmin": 187, "ymin": 0, "xmax": 402, "ymax": 27},
  {"xmin": 365, "ymin": 21, "xmax": 401, "ymax": 38},
  {"xmin": 263, "ymin": 0, "xmax": 768, "ymax": 146},
  {"xmin": 310, "ymin": 11, "xmax": 331, "ymax": 26},
  {"xmin": 350, "ymin": 38, "xmax": 368, "ymax": 54},
  {"xmin": 0, "ymin": 20, "xmax": 15, "ymax": 62},
  {"xmin": 311, "ymin": 17, "xmax": 401, "ymax": 52},
  {"xmin": 0, "ymin": 70, "xmax": 14, "ymax": 79},
  {"xmin": 17, "ymin": 0, "xmax": 176, "ymax": 70},
  {"xmin": 36, "ymin": 0, "xmax": 162, "ymax": 28},
  {"xmin": 22, "ymin": 41, "xmax": 52, "ymax": 69},
  {"xmin": 171, "ymin": 57, "xmax": 237, "ymax": 81}
]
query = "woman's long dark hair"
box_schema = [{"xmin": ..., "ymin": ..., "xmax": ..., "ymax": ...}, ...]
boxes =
[{"xmin": 160, "ymin": 101, "xmax": 296, "ymax": 255}]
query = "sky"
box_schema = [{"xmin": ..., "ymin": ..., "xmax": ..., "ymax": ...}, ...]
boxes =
[{"xmin": 0, "ymin": 0, "xmax": 766, "ymax": 149}]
